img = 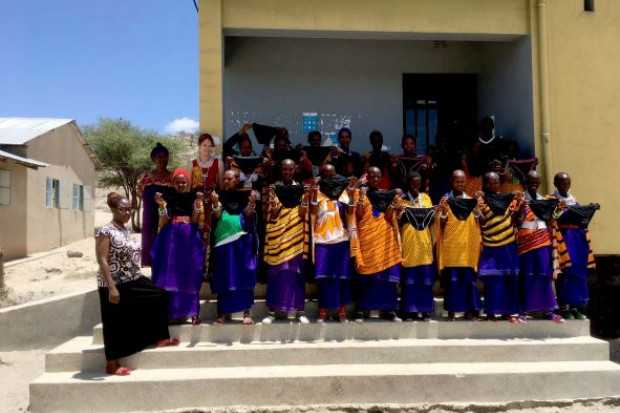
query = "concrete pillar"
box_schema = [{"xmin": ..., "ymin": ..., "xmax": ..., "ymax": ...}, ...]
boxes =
[{"xmin": 199, "ymin": 0, "xmax": 224, "ymax": 148}]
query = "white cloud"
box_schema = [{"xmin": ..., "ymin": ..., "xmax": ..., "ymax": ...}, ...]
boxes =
[{"xmin": 164, "ymin": 117, "xmax": 199, "ymax": 134}]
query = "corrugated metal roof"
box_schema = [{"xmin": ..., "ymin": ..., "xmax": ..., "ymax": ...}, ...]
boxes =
[
  {"xmin": 0, "ymin": 117, "xmax": 73, "ymax": 145},
  {"xmin": 0, "ymin": 148, "xmax": 49, "ymax": 168}
]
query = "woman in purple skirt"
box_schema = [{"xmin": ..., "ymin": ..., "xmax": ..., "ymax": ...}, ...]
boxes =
[
  {"xmin": 151, "ymin": 168, "xmax": 206, "ymax": 325},
  {"xmin": 310, "ymin": 164, "xmax": 356, "ymax": 323},
  {"xmin": 516, "ymin": 170, "xmax": 564, "ymax": 322},
  {"xmin": 476, "ymin": 172, "xmax": 522, "ymax": 323},
  {"xmin": 552, "ymin": 172, "xmax": 600, "ymax": 320},
  {"xmin": 210, "ymin": 170, "xmax": 258, "ymax": 325},
  {"xmin": 262, "ymin": 159, "xmax": 311, "ymax": 324}
]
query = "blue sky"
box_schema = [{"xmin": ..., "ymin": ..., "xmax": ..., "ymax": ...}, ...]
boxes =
[{"xmin": 0, "ymin": 0, "xmax": 199, "ymax": 134}]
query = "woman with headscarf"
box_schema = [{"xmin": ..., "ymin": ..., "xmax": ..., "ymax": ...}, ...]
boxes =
[
  {"xmin": 96, "ymin": 192, "xmax": 177, "ymax": 376},
  {"xmin": 137, "ymin": 143, "xmax": 173, "ymax": 267},
  {"xmin": 151, "ymin": 169, "xmax": 206, "ymax": 325}
]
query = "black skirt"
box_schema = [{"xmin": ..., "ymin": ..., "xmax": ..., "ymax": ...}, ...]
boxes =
[{"xmin": 98, "ymin": 276, "xmax": 170, "ymax": 361}]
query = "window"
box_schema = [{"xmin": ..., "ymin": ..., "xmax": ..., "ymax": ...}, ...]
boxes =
[
  {"xmin": 46, "ymin": 177, "xmax": 60, "ymax": 208},
  {"xmin": 72, "ymin": 184, "xmax": 84, "ymax": 211},
  {"xmin": 0, "ymin": 169, "xmax": 10, "ymax": 206},
  {"xmin": 83, "ymin": 186, "xmax": 92, "ymax": 212}
]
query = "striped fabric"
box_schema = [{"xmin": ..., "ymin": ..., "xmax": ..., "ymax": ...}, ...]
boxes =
[
  {"xmin": 401, "ymin": 193, "xmax": 434, "ymax": 267},
  {"xmin": 516, "ymin": 206, "xmax": 552, "ymax": 255},
  {"xmin": 355, "ymin": 197, "xmax": 401, "ymax": 275},
  {"xmin": 480, "ymin": 201, "xmax": 517, "ymax": 247},
  {"xmin": 436, "ymin": 207, "xmax": 482, "ymax": 272},
  {"xmin": 264, "ymin": 201, "xmax": 307, "ymax": 266}
]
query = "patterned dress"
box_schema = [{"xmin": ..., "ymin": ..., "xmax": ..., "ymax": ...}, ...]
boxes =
[{"xmin": 95, "ymin": 223, "xmax": 170, "ymax": 360}]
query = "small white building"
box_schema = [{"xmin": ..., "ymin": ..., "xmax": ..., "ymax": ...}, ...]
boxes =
[{"xmin": 0, "ymin": 118, "xmax": 98, "ymax": 260}]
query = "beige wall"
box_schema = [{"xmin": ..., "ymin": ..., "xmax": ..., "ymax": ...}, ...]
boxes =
[
  {"xmin": 24, "ymin": 123, "xmax": 96, "ymax": 255},
  {"xmin": 540, "ymin": 0, "xmax": 620, "ymax": 253},
  {"xmin": 0, "ymin": 160, "xmax": 28, "ymax": 260}
]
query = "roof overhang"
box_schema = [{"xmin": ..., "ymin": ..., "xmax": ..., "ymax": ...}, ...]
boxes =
[{"xmin": 0, "ymin": 149, "xmax": 49, "ymax": 169}]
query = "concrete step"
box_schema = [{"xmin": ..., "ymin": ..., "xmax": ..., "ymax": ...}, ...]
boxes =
[
  {"xmin": 30, "ymin": 360, "xmax": 620, "ymax": 413},
  {"xmin": 92, "ymin": 318, "xmax": 592, "ymax": 345},
  {"xmin": 195, "ymin": 297, "xmax": 447, "ymax": 321},
  {"xmin": 45, "ymin": 335, "xmax": 610, "ymax": 373}
]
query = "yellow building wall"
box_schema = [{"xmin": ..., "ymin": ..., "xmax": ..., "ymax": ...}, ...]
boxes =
[
  {"xmin": 199, "ymin": 0, "xmax": 618, "ymax": 253},
  {"xmin": 199, "ymin": 0, "xmax": 529, "ymax": 137},
  {"xmin": 543, "ymin": 0, "xmax": 620, "ymax": 253}
]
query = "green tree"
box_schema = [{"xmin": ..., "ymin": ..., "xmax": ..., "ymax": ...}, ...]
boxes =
[{"xmin": 84, "ymin": 118, "xmax": 187, "ymax": 231}]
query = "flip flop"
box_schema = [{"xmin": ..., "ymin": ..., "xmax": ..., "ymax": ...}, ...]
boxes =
[
  {"xmin": 109, "ymin": 366, "xmax": 131, "ymax": 376},
  {"xmin": 156, "ymin": 338, "xmax": 180, "ymax": 347}
]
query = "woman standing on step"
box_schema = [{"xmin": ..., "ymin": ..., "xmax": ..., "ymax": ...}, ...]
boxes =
[
  {"xmin": 210, "ymin": 170, "xmax": 258, "ymax": 325},
  {"xmin": 96, "ymin": 192, "xmax": 178, "ymax": 376},
  {"xmin": 151, "ymin": 169, "xmax": 207, "ymax": 325},
  {"xmin": 353, "ymin": 166, "xmax": 403, "ymax": 322},
  {"xmin": 261, "ymin": 159, "xmax": 311, "ymax": 324}
]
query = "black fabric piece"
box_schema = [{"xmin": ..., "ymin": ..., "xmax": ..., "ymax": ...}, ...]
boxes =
[
  {"xmin": 166, "ymin": 191, "xmax": 196, "ymax": 217},
  {"xmin": 528, "ymin": 199, "xmax": 559, "ymax": 221},
  {"xmin": 557, "ymin": 204, "xmax": 598, "ymax": 229},
  {"xmin": 233, "ymin": 155, "xmax": 263, "ymax": 175},
  {"xmin": 367, "ymin": 188, "xmax": 397, "ymax": 213},
  {"xmin": 275, "ymin": 185, "xmax": 305, "ymax": 208},
  {"xmin": 303, "ymin": 146, "xmax": 331, "ymax": 166},
  {"xmin": 319, "ymin": 176, "xmax": 348, "ymax": 200},
  {"xmin": 447, "ymin": 198, "xmax": 478, "ymax": 221},
  {"xmin": 484, "ymin": 192, "xmax": 515, "ymax": 216},
  {"xmin": 252, "ymin": 123, "xmax": 278, "ymax": 145},
  {"xmin": 273, "ymin": 148, "xmax": 302, "ymax": 164},
  {"xmin": 507, "ymin": 158, "xmax": 538, "ymax": 183},
  {"xmin": 98, "ymin": 277, "xmax": 170, "ymax": 360},
  {"xmin": 218, "ymin": 189, "xmax": 250, "ymax": 215},
  {"xmin": 401, "ymin": 207, "xmax": 435, "ymax": 230},
  {"xmin": 395, "ymin": 156, "xmax": 427, "ymax": 175}
]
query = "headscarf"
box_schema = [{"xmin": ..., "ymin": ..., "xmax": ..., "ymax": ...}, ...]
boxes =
[{"xmin": 172, "ymin": 168, "xmax": 190, "ymax": 182}]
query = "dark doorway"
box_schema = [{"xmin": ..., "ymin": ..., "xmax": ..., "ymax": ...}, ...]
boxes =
[{"xmin": 402, "ymin": 74, "xmax": 477, "ymax": 155}]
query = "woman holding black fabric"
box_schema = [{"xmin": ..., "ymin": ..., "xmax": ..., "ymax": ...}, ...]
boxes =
[{"xmin": 95, "ymin": 192, "xmax": 177, "ymax": 376}]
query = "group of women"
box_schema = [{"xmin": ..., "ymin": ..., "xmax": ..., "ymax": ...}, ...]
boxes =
[{"xmin": 95, "ymin": 127, "xmax": 599, "ymax": 375}]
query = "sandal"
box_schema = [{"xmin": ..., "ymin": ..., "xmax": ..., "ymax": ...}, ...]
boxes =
[
  {"xmin": 109, "ymin": 366, "xmax": 131, "ymax": 376},
  {"xmin": 156, "ymin": 338, "xmax": 180, "ymax": 347},
  {"xmin": 242, "ymin": 311, "xmax": 253, "ymax": 325},
  {"xmin": 213, "ymin": 316, "xmax": 225, "ymax": 326},
  {"xmin": 191, "ymin": 316, "xmax": 202, "ymax": 326}
]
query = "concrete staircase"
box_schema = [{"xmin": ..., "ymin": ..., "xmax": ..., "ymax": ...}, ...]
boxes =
[{"xmin": 30, "ymin": 300, "xmax": 620, "ymax": 413}]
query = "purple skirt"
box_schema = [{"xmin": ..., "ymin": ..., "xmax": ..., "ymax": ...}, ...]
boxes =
[
  {"xmin": 401, "ymin": 265, "xmax": 436, "ymax": 313},
  {"xmin": 354, "ymin": 264, "xmax": 400, "ymax": 311},
  {"xmin": 479, "ymin": 243, "xmax": 520, "ymax": 277},
  {"xmin": 557, "ymin": 228, "xmax": 590, "ymax": 307},
  {"xmin": 167, "ymin": 291, "xmax": 200, "ymax": 319},
  {"xmin": 211, "ymin": 233, "xmax": 257, "ymax": 294},
  {"xmin": 141, "ymin": 184, "xmax": 170, "ymax": 267},
  {"xmin": 441, "ymin": 267, "xmax": 482, "ymax": 313},
  {"xmin": 151, "ymin": 222, "xmax": 206, "ymax": 319},
  {"xmin": 315, "ymin": 241, "xmax": 351, "ymax": 280},
  {"xmin": 317, "ymin": 278, "xmax": 351, "ymax": 310},
  {"xmin": 266, "ymin": 255, "xmax": 306, "ymax": 312},
  {"xmin": 483, "ymin": 275, "xmax": 521, "ymax": 315},
  {"xmin": 216, "ymin": 289, "xmax": 254, "ymax": 315},
  {"xmin": 519, "ymin": 247, "xmax": 558, "ymax": 312}
]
